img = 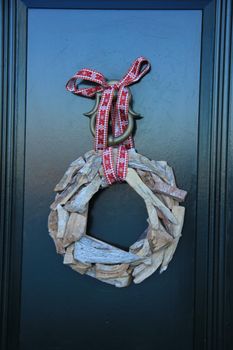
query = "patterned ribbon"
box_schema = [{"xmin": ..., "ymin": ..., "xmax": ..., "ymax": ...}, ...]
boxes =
[{"xmin": 66, "ymin": 57, "xmax": 151, "ymax": 184}]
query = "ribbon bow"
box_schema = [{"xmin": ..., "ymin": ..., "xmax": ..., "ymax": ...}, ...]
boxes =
[{"xmin": 66, "ymin": 57, "xmax": 151, "ymax": 184}]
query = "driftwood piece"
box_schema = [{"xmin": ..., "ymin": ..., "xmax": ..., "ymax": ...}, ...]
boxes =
[
  {"xmin": 126, "ymin": 168, "xmax": 177, "ymax": 224},
  {"xmin": 151, "ymin": 173, "xmax": 187, "ymax": 201},
  {"xmin": 157, "ymin": 193, "xmax": 177, "ymax": 210},
  {"xmin": 160, "ymin": 206, "xmax": 185, "ymax": 272},
  {"xmin": 50, "ymin": 175, "xmax": 88, "ymax": 210},
  {"xmin": 137, "ymin": 169, "xmax": 187, "ymax": 202},
  {"xmin": 133, "ymin": 249, "xmax": 164, "ymax": 284},
  {"xmin": 63, "ymin": 244, "xmax": 75, "ymax": 264},
  {"xmin": 136, "ymin": 170, "xmax": 173, "ymax": 209},
  {"xmin": 57, "ymin": 204, "xmax": 69, "ymax": 238},
  {"xmin": 63, "ymin": 210, "xmax": 88, "ymax": 246},
  {"xmin": 147, "ymin": 224, "xmax": 173, "ymax": 252},
  {"xmin": 95, "ymin": 263, "xmax": 129, "ymax": 279},
  {"xmin": 145, "ymin": 199, "xmax": 159, "ymax": 229},
  {"xmin": 130, "ymin": 235, "xmax": 152, "ymax": 258},
  {"xmin": 48, "ymin": 210, "xmax": 65, "ymax": 254},
  {"xmin": 65, "ymin": 175, "xmax": 101, "ymax": 213},
  {"xmin": 99, "ymin": 166, "xmax": 109, "ymax": 188},
  {"xmin": 84, "ymin": 149, "xmax": 96, "ymax": 160},
  {"xmin": 128, "ymin": 149, "xmax": 171, "ymax": 183},
  {"xmin": 84, "ymin": 149, "xmax": 102, "ymax": 161},
  {"xmin": 151, "ymin": 160, "xmax": 176, "ymax": 185},
  {"xmin": 169, "ymin": 206, "xmax": 185, "ymax": 237},
  {"xmin": 86, "ymin": 268, "xmax": 131, "ymax": 288},
  {"xmin": 54, "ymin": 156, "xmax": 85, "ymax": 192},
  {"xmin": 52, "ymin": 239, "xmax": 65, "ymax": 254},
  {"xmin": 74, "ymin": 236, "xmax": 141, "ymax": 264},
  {"xmin": 48, "ymin": 210, "xmax": 58, "ymax": 236},
  {"xmin": 70, "ymin": 261, "xmax": 91, "ymax": 275},
  {"xmin": 79, "ymin": 153, "xmax": 102, "ymax": 182}
]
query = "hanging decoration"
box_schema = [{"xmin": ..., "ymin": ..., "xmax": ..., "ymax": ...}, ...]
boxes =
[{"xmin": 48, "ymin": 57, "xmax": 187, "ymax": 287}]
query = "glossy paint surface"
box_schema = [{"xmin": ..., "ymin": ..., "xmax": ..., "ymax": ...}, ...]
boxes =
[{"xmin": 20, "ymin": 9, "xmax": 202, "ymax": 350}]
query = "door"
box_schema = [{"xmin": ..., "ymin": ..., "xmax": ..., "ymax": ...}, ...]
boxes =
[{"xmin": 1, "ymin": 1, "xmax": 232, "ymax": 350}]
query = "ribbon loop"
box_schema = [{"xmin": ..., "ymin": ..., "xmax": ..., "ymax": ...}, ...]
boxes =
[
  {"xmin": 119, "ymin": 56, "xmax": 151, "ymax": 88},
  {"xmin": 66, "ymin": 68, "xmax": 108, "ymax": 97}
]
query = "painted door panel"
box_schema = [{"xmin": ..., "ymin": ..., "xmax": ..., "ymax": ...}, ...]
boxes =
[{"xmin": 20, "ymin": 9, "xmax": 202, "ymax": 350}]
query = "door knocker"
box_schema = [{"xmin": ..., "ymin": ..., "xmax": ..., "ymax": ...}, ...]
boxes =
[
  {"xmin": 85, "ymin": 80, "xmax": 140, "ymax": 146},
  {"xmin": 48, "ymin": 57, "xmax": 187, "ymax": 287}
]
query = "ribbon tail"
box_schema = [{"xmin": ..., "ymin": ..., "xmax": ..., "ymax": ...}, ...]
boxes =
[
  {"xmin": 116, "ymin": 145, "xmax": 128, "ymax": 181},
  {"xmin": 115, "ymin": 87, "xmax": 134, "ymax": 149},
  {"xmin": 102, "ymin": 146, "xmax": 128, "ymax": 185},
  {"xmin": 102, "ymin": 147, "xmax": 118, "ymax": 185},
  {"xmin": 95, "ymin": 88, "xmax": 115, "ymax": 150}
]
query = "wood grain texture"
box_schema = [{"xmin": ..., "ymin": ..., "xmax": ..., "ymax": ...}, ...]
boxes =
[
  {"xmin": 74, "ymin": 236, "xmax": 141, "ymax": 264},
  {"xmin": 126, "ymin": 167, "xmax": 177, "ymax": 224},
  {"xmin": 63, "ymin": 210, "xmax": 88, "ymax": 245},
  {"xmin": 95, "ymin": 263, "xmax": 129, "ymax": 279},
  {"xmin": 57, "ymin": 205, "xmax": 69, "ymax": 238},
  {"xmin": 64, "ymin": 175, "xmax": 101, "ymax": 213},
  {"xmin": 54, "ymin": 156, "xmax": 85, "ymax": 192}
]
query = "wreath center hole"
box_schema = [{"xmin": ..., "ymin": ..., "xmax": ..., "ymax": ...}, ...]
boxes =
[{"xmin": 87, "ymin": 183, "xmax": 148, "ymax": 251}]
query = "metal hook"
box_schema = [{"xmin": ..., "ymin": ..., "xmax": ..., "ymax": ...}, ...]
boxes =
[{"xmin": 83, "ymin": 80, "xmax": 142, "ymax": 146}]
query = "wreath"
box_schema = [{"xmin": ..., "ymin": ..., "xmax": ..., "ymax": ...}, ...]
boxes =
[{"xmin": 49, "ymin": 149, "xmax": 186, "ymax": 287}]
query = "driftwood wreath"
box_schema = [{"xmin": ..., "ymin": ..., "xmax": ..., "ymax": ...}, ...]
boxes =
[
  {"xmin": 48, "ymin": 57, "xmax": 187, "ymax": 287},
  {"xmin": 49, "ymin": 149, "xmax": 186, "ymax": 287}
]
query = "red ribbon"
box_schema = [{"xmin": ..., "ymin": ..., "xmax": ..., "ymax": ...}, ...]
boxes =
[{"xmin": 66, "ymin": 57, "xmax": 151, "ymax": 184}]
